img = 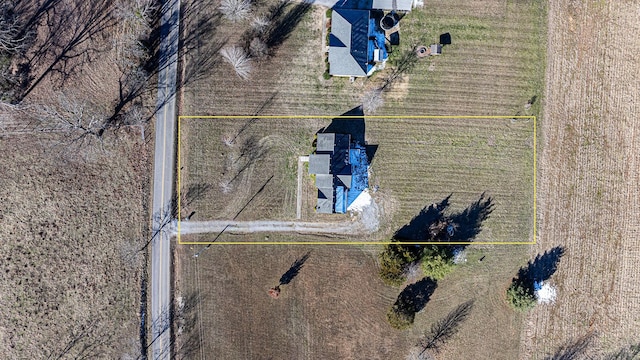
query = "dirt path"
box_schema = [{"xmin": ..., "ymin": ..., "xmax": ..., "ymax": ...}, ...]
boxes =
[
  {"xmin": 522, "ymin": 1, "xmax": 640, "ymax": 358},
  {"xmin": 178, "ymin": 218, "xmax": 370, "ymax": 235},
  {"xmin": 297, "ymin": 156, "xmax": 309, "ymax": 219}
]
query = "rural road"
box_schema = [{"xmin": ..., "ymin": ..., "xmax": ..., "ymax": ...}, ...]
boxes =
[{"xmin": 150, "ymin": 0, "xmax": 180, "ymax": 359}]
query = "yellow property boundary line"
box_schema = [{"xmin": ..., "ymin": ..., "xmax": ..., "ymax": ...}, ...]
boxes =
[{"xmin": 177, "ymin": 115, "xmax": 537, "ymax": 245}]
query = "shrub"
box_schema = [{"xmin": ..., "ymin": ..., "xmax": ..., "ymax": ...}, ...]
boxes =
[
  {"xmin": 220, "ymin": 46, "xmax": 252, "ymax": 80},
  {"xmin": 220, "ymin": 0, "xmax": 251, "ymax": 22},
  {"xmin": 420, "ymin": 246, "xmax": 456, "ymax": 280},
  {"xmin": 506, "ymin": 280, "xmax": 536, "ymax": 312},
  {"xmin": 379, "ymin": 243, "xmax": 421, "ymax": 286},
  {"xmin": 387, "ymin": 306, "xmax": 414, "ymax": 329}
]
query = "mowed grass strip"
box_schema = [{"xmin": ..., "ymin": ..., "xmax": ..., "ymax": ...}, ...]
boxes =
[
  {"xmin": 368, "ymin": 117, "xmax": 534, "ymax": 242},
  {"xmin": 378, "ymin": 1, "xmax": 546, "ymax": 117},
  {"xmin": 180, "ymin": 116, "xmax": 534, "ymax": 243},
  {"xmin": 181, "ymin": 1, "xmax": 545, "ymax": 118}
]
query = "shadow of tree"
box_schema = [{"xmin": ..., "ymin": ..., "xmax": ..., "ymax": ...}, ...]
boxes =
[
  {"xmin": 261, "ymin": 1, "xmax": 312, "ymax": 53},
  {"xmin": 279, "ymin": 251, "xmax": 311, "ymax": 285},
  {"xmin": 509, "ymin": 246, "xmax": 565, "ymax": 310},
  {"xmin": 393, "ymin": 192, "xmax": 493, "ymax": 243},
  {"xmin": 602, "ymin": 342, "xmax": 640, "ymax": 360},
  {"xmin": 518, "ymin": 246, "xmax": 565, "ymax": 284},
  {"xmin": 448, "ymin": 192, "xmax": 494, "ymax": 242},
  {"xmin": 418, "ymin": 299, "xmax": 475, "ymax": 356},
  {"xmin": 394, "ymin": 195, "xmax": 452, "ymax": 241},
  {"xmin": 544, "ymin": 332, "xmax": 596, "ymax": 360},
  {"xmin": 388, "ymin": 277, "xmax": 438, "ymax": 328}
]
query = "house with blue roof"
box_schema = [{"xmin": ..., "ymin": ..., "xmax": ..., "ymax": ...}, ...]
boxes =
[
  {"xmin": 328, "ymin": 9, "xmax": 388, "ymax": 77},
  {"xmin": 308, "ymin": 133, "xmax": 370, "ymax": 214}
]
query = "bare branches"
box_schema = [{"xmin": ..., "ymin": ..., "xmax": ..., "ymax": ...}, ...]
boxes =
[
  {"xmin": 115, "ymin": 0, "xmax": 159, "ymax": 29},
  {"xmin": 38, "ymin": 92, "xmax": 108, "ymax": 146},
  {"xmin": 0, "ymin": 3, "xmax": 29, "ymax": 54},
  {"xmin": 220, "ymin": 0, "xmax": 251, "ymax": 22},
  {"xmin": 220, "ymin": 45, "xmax": 252, "ymax": 80},
  {"xmin": 362, "ymin": 88, "xmax": 384, "ymax": 114},
  {"xmin": 417, "ymin": 300, "xmax": 474, "ymax": 356}
]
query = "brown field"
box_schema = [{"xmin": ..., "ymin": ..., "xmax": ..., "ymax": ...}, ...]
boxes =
[
  {"xmin": 177, "ymin": 0, "xmax": 547, "ymax": 358},
  {"xmin": 177, "ymin": 241, "xmax": 529, "ymax": 360},
  {"xmin": 0, "ymin": 0, "xmax": 156, "ymax": 357},
  {"xmin": 522, "ymin": 1, "xmax": 640, "ymax": 358},
  {"xmin": 0, "ymin": 134, "xmax": 149, "ymax": 358}
]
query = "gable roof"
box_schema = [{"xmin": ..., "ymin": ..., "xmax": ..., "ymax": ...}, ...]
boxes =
[{"xmin": 329, "ymin": 9, "xmax": 371, "ymax": 77}]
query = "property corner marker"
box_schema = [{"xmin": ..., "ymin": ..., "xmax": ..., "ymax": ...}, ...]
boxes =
[{"xmin": 177, "ymin": 115, "xmax": 537, "ymax": 245}]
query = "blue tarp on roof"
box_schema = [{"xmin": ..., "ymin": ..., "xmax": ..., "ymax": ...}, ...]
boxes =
[
  {"xmin": 335, "ymin": 186, "xmax": 346, "ymax": 213},
  {"xmin": 347, "ymin": 145, "xmax": 369, "ymax": 207}
]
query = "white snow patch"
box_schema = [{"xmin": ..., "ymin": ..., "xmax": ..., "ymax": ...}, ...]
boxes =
[
  {"xmin": 452, "ymin": 247, "xmax": 467, "ymax": 264},
  {"xmin": 535, "ymin": 282, "xmax": 557, "ymax": 304},
  {"xmin": 348, "ymin": 190, "xmax": 380, "ymax": 233}
]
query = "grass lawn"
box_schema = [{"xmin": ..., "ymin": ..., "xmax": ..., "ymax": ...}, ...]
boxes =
[
  {"xmin": 180, "ymin": 116, "xmax": 534, "ymax": 243},
  {"xmin": 176, "ymin": 0, "xmax": 546, "ymax": 358}
]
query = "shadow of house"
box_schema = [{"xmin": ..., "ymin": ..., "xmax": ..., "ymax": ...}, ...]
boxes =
[
  {"xmin": 279, "ymin": 251, "xmax": 311, "ymax": 286},
  {"xmin": 391, "ymin": 277, "xmax": 438, "ymax": 321},
  {"xmin": 309, "ymin": 107, "xmax": 376, "ymax": 214},
  {"xmin": 333, "ymin": 0, "xmax": 415, "ymax": 12}
]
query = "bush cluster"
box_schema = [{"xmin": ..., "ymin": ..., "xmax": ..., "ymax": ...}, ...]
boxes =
[{"xmin": 506, "ymin": 280, "xmax": 536, "ymax": 312}]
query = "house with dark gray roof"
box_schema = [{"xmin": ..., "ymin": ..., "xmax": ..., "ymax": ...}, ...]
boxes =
[
  {"xmin": 309, "ymin": 133, "xmax": 369, "ymax": 213},
  {"xmin": 328, "ymin": 9, "xmax": 388, "ymax": 77}
]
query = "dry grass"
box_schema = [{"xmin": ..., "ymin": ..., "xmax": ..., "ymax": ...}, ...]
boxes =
[
  {"xmin": 177, "ymin": 0, "xmax": 547, "ymax": 358},
  {"xmin": 0, "ymin": 0, "xmax": 156, "ymax": 357},
  {"xmin": 522, "ymin": 1, "xmax": 640, "ymax": 358},
  {"xmin": 0, "ymin": 134, "xmax": 150, "ymax": 358},
  {"xmin": 177, "ymin": 238, "xmax": 529, "ymax": 359},
  {"xmin": 180, "ymin": 116, "xmax": 534, "ymax": 244}
]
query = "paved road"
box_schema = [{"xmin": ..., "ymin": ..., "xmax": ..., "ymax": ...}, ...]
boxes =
[{"xmin": 150, "ymin": 0, "xmax": 180, "ymax": 358}]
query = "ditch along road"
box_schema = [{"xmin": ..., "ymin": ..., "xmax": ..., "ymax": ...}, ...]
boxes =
[{"xmin": 150, "ymin": 0, "xmax": 179, "ymax": 359}]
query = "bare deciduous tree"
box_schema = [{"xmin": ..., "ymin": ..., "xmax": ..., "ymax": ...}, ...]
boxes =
[
  {"xmin": 249, "ymin": 37, "xmax": 268, "ymax": 58},
  {"xmin": 417, "ymin": 299, "xmax": 475, "ymax": 356},
  {"xmin": 220, "ymin": 45, "xmax": 252, "ymax": 80},
  {"xmin": 38, "ymin": 93, "xmax": 109, "ymax": 148},
  {"xmin": 362, "ymin": 88, "xmax": 384, "ymax": 114},
  {"xmin": 219, "ymin": 0, "xmax": 251, "ymax": 22},
  {"xmin": 115, "ymin": 0, "xmax": 158, "ymax": 28},
  {"xmin": 0, "ymin": 3, "xmax": 28, "ymax": 54},
  {"xmin": 251, "ymin": 16, "xmax": 270, "ymax": 33}
]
